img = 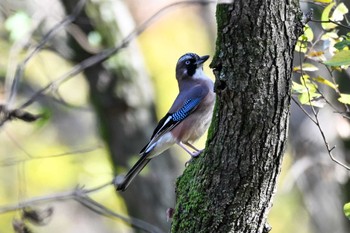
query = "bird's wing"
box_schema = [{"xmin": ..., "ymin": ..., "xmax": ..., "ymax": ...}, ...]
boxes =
[{"xmin": 140, "ymin": 85, "xmax": 208, "ymax": 154}]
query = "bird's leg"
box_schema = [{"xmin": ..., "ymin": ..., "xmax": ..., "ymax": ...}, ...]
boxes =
[
  {"xmin": 177, "ymin": 141, "xmax": 202, "ymax": 158},
  {"xmin": 184, "ymin": 142, "xmax": 202, "ymax": 152}
]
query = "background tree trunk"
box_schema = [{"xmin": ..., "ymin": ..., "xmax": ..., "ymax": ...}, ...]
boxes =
[
  {"xmin": 60, "ymin": 0, "xmax": 180, "ymax": 231},
  {"xmin": 172, "ymin": 1, "xmax": 302, "ymax": 232}
]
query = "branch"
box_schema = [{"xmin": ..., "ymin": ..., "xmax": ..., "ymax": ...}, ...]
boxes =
[
  {"xmin": 0, "ymin": 181, "xmax": 111, "ymax": 214},
  {"xmin": 310, "ymin": 19, "xmax": 350, "ymax": 30},
  {"xmin": 17, "ymin": 0, "xmax": 220, "ymax": 110},
  {"xmin": 6, "ymin": 0, "xmax": 86, "ymax": 106},
  {"xmin": 0, "ymin": 180, "xmax": 163, "ymax": 233},
  {"xmin": 76, "ymin": 195, "xmax": 164, "ymax": 233},
  {"xmin": 294, "ymin": 55, "xmax": 350, "ymax": 170},
  {"xmin": 0, "ymin": 144, "xmax": 103, "ymax": 167},
  {"xmin": 1, "ymin": 0, "xmax": 230, "ymax": 128}
]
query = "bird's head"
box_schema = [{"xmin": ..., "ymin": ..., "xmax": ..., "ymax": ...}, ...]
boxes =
[{"xmin": 176, "ymin": 53, "xmax": 209, "ymax": 80}]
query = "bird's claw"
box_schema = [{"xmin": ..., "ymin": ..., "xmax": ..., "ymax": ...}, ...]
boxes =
[
  {"xmin": 185, "ymin": 150, "xmax": 203, "ymax": 166},
  {"xmin": 191, "ymin": 149, "xmax": 203, "ymax": 158}
]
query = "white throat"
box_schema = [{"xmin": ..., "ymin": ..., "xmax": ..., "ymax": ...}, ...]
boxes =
[{"xmin": 192, "ymin": 67, "xmax": 207, "ymax": 80}]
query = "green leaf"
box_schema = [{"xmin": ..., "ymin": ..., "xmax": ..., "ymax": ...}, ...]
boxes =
[
  {"xmin": 330, "ymin": 3, "xmax": 348, "ymax": 21},
  {"xmin": 313, "ymin": 76, "xmax": 338, "ymax": 89},
  {"xmin": 321, "ymin": 2, "xmax": 337, "ymax": 30},
  {"xmin": 298, "ymin": 92, "xmax": 322, "ymax": 105},
  {"xmin": 34, "ymin": 108, "xmax": 52, "ymax": 129},
  {"xmin": 338, "ymin": 94, "xmax": 350, "ymax": 104},
  {"xmin": 323, "ymin": 50, "xmax": 350, "ymax": 66},
  {"xmin": 334, "ymin": 40, "xmax": 350, "ymax": 50},
  {"xmin": 321, "ymin": 31, "xmax": 339, "ymax": 40},
  {"xmin": 293, "ymin": 78, "xmax": 314, "ymax": 93},
  {"xmin": 295, "ymin": 26, "xmax": 314, "ymax": 53},
  {"xmin": 293, "ymin": 77, "xmax": 323, "ymax": 107},
  {"xmin": 300, "ymin": 75, "xmax": 318, "ymax": 92},
  {"xmin": 304, "ymin": 25, "xmax": 314, "ymax": 42},
  {"xmin": 292, "ymin": 81, "xmax": 307, "ymax": 93},
  {"xmin": 295, "ymin": 40, "xmax": 308, "ymax": 53},
  {"xmin": 344, "ymin": 202, "xmax": 350, "ymax": 220}
]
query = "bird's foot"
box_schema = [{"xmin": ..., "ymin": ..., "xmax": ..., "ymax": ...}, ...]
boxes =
[
  {"xmin": 185, "ymin": 150, "xmax": 203, "ymax": 166},
  {"xmin": 191, "ymin": 149, "xmax": 203, "ymax": 158}
]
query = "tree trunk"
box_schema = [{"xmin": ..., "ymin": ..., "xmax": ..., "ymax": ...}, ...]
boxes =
[
  {"xmin": 172, "ymin": 1, "xmax": 302, "ymax": 232},
  {"xmin": 60, "ymin": 0, "xmax": 180, "ymax": 231}
]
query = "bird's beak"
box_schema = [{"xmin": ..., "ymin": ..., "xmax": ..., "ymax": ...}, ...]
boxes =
[{"xmin": 195, "ymin": 55, "xmax": 210, "ymax": 66}]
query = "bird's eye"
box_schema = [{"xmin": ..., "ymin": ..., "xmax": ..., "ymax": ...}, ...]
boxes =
[{"xmin": 185, "ymin": 60, "xmax": 191, "ymax": 65}]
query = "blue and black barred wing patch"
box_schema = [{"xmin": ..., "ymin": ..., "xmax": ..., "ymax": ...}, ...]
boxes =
[
  {"xmin": 140, "ymin": 97, "xmax": 202, "ymax": 154},
  {"xmin": 171, "ymin": 98, "xmax": 201, "ymax": 121}
]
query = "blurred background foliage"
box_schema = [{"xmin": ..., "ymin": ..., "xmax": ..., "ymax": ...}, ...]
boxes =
[{"xmin": 0, "ymin": 0, "xmax": 349, "ymax": 232}]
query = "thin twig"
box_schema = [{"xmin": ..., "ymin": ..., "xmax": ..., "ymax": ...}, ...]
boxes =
[
  {"xmin": 292, "ymin": 97, "xmax": 350, "ymax": 170},
  {"xmin": 0, "ymin": 180, "xmax": 113, "ymax": 214},
  {"xmin": 291, "ymin": 97, "xmax": 316, "ymax": 124},
  {"xmin": 6, "ymin": 0, "xmax": 86, "ymax": 106},
  {"xmin": 17, "ymin": 0, "xmax": 218, "ymax": 110},
  {"xmin": 311, "ymin": 19, "xmax": 350, "ymax": 30},
  {"xmin": 0, "ymin": 144, "xmax": 103, "ymax": 167},
  {"xmin": 1, "ymin": 0, "xmax": 222, "ymax": 127},
  {"xmin": 0, "ymin": 180, "xmax": 163, "ymax": 233},
  {"xmin": 295, "ymin": 50, "xmax": 350, "ymax": 170},
  {"xmin": 76, "ymin": 196, "xmax": 164, "ymax": 233}
]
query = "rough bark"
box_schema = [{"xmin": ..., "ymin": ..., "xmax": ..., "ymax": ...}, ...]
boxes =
[
  {"xmin": 60, "ymin": 0, "xmax": 179, "ymax": 231},
  {"xmin": 172, "ymin": 1, "xmax": 302, "ymax": 232}
]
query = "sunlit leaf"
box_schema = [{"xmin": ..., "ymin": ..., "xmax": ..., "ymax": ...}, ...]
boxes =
[
  {"xmin": 293, "ymin": 63, "xmax": 319, "ymax": 72},
  {"xmin": 314, "ymin": 0, "xmax": 333, "ymax": 3},
  {"xmin": 292, "ymin": 75, "xmax": 318, "ymax": 94},
  {"xmin": 298, "ymin": 92, "xmax": 322, "ymax": 105},
  {"xmin": 323, "ymin": 50, "xmax": 350, "ymax": 66},
  {"xmin": 306, "ymin": 51, "xmax": 326, "ymax": 62},
  {"xmin": 344, "ymin": 202, "xmax": 350, "ymax": 220},
  {"xmin": 321, "ymin": 2, "xmax": 337, "ymax": 30},
  {"xmin": 88, "ymin": 31, "xmax": 102, "ymax": 47},
  {"xmin": 321, "ymin": 31, "xmax": 339, "ymax": 40},
  {"xmin": 295, "ymin": 25, "xmax": 314, "ymax": 53},
  {"xmin": 306, "ymin": 51, "xmax": 326, "ymax": 61},
  {"xmin": 330, "ymin": 3, "xmax": 348, "ymax": 21},
  {"xmin": 313, "ymin": 76, "xmax": 338, "ymax": 89},
  {"xmin": 304, "ymin": 25, "xmax": 314, "ymax": 42},
  {"xmin": 300, "ymin": 75, "xmax": 318, "ymax": 92},
  {"xmin": 4, "ymin": 11, "xmax": 32, "ymax": 41},
  {"xmin": 307, "ymin": 51, "xmax": 325, "ymax": 57},
  {"xmin": 292, "ymin": 81, "xmax": 307, "ymax": 93},
  {"xmin": 295, "ymin": 40, "xmax": 308, "ymax": 53},
  {"xmin": 338, "ymin": 93, "xmax": 350, "ymax": 104}
]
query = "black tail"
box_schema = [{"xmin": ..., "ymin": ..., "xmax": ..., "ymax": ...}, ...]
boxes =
[{"xmin": 116, "ymin": 155, "xmax": 151, "ymax": 191}]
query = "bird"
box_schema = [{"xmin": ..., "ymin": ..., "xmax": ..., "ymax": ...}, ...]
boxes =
[{"xmin": 115, "ymin": 53, "xmax": 216, "ymax": 191}]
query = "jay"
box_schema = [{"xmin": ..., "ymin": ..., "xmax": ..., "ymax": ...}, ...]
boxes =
[{"xmin": 116, "ymin": 53, "xmax": 215, "ymax": 191}]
